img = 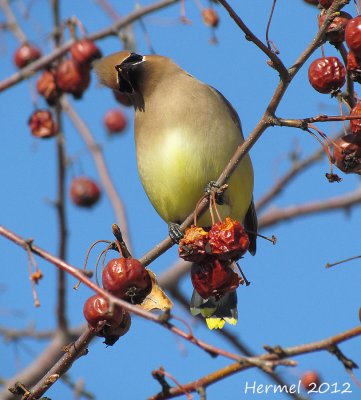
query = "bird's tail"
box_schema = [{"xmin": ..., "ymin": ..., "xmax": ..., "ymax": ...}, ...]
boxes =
[{"xmin": 190, "ymin": 289, "xmax": 238, "ymax": 330}]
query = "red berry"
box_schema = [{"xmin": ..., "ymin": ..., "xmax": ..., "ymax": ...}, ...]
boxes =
[
  {"xmin": 308, "ymin": 57, "xmax": 345, "ymax": 94},
  {"xmin": 28, "ymin": 109, "xmax": 58, "ymax": 139},
  {"xmin": 303, "ymin": 0, "xmax": 319, "ymax": 4},
  {"xmin": 70, "ymin": 39, "xmax": 102, "ymax": 66},
  {"xmin": 83, "ymin": 294, "xmax": 125, "ymax": 329},
  {"xmin": 55, "ymin": 59, "xmax": 90, "ymax": 99},
  {"xmin": 350, "ymin": 102, "xmax": 361, "ymax": 135},
  {"xmin": 345, "ymin": 16, "xmax": 361, "ymax": 58},
  {"xmin": 208, "ymin": 217, "xmax": 250, "ymax": 261},
  {"xmin": 36, "ymin": 70, "xmax": 61, "ymax": 105},
  {"xmin": 178, "ymin": 226, "xmax": 210, "ymax": 262},
  {"xmin": 318, "ymin": 12, "xmax": 351, "ymax": 46},
  {"xmin": 319, "ymin": 0, "xmax": 333, "ymax": 8},
  {"xmin": 103, "ymin": 109, "xmax": 127, "ymax": 134},
  {"xmin": 201, "ymin": 8, "xmax": 219, "ymax": 28},
  {"xmin": 347, "ymin": 51, "xmax": 361, "ymax": 84},
  {"xmin": 300, "ymin": 371, "xmax": 321, "ymax": 391},
  {"xmin": 102, "ymin": 258, "xmax": 152, "ymax": 303},
  {"xmin": 70, "ymin": 177, "xmax": 101, "ymax": 207},
  {"xmin": 191, "ymin": 260, "xmax": 240, "ymax": 300},
  {"xmin": 113, "ymin": 90, "xmax": 132, "ymax": 107},
  {"xmin": 14, "ymin": 43, "xmax": 41, "ymax": 68},
  {"xmin": 333, "ymin": 134, "xmax": 361, "ymax": 174}
]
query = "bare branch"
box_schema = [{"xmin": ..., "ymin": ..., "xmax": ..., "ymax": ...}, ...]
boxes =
[
  {"xmin": 61, "ymin": 96, "xmax": 132, "ymax": 253},
  {"xmin": 259, "ymin": 187, "xmax": 361, "ymax": 228}
]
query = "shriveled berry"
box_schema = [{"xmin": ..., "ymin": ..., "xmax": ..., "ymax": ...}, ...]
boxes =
[
  {"xmin": 333, "ymin": 134, "xmax": 361, "ymax": 174},
  {"xmin": 55, "ymin": 59, "xmax": 90, "ymax": 98},
  {"xmin": 191, "ymin": 260, "xmax": 239, "ymax": 300},
  {"xmin": 70, "ymin": 39, "xmax": 102, "ymax": 66},
  {"xmin": 70, "ymin": 177, "xmax": 101, "ymax": 207},
  {"xmin": 83, "ymin": 294, "xmax": 125, "ymax": 329},
  {"xmin": 347, "ymin": 51, "xmax": 361, "ymax": 83},
  {"xmin": 318, "ymin": 12, "xmax": 351, "ymax": 46},
  {"xmin": 345, "ymin": 16, "xmax": 361, "ymax": 58},
  {"xmin": 103, "ymin": 109, "xmax": 127, "ymax": 134},
  {"xmin": 113, "ymin": 90, "xmax": 132, "ymax": 107},
  {"xmin": 349, "ymin": 102, "xmax": 361, "ymax": 135},
  {"xmin": 308, "ymin": 57, "xmax": 345, "ymax": 94},
  {"xmin": 300, "ymin": 371, "xmax": 321, "ymax": 391},
  {"xmin": 208, "ymin": 217, "xmax": 249, "ymax": 261},
  {"xmin": 101, "ymin": 310, "xmax": 131, "ymax": 346},
  {"xmin": 179, "ymin": 225, "xmax": 210, "ymax": 262},
  {"xmin": 202, "ymin": 8, "xmax": 219, "ymax": 28},
  {"xmin": 319, "ymin": 0, "xmax": 333, "ymax": 8},
  {"xmin": 28, "ymin": 109, "xmax": 58, "ymax": 139},
  {"xmin": 14, "ymin": 43, "xmax": 41, "ymax": 68},
  {"xmin": 102, "ymin": 258, "xmax": 152, "ymax": 303},
  {"xmin": 36, "ymin": 70, "xmax": 61, "ymax": 105}
]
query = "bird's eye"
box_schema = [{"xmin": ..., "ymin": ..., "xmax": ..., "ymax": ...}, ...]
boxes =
[{"xmin": 121, "ymin": 53, "xmax": 143, "ymax": 66}]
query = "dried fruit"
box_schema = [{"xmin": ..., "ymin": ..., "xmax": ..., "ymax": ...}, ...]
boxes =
[
  {"xmin": 308, "ymin": 57, "xmax": 345, "ymax": 94},
  {"xmin": 208, "ymin": 217, "xmax": 250, "ymax": 261},
  {"xmin": 102, "ymin": 258, "xmax": 152, "ymax": 303},
  {"xmin": 178, "ymin": 226, "xmax": 210, "ymax": 262},
  {"xmin": 36, "ymin": 70, "xmax": 61, "ymax": 105},
  {"xmin": 113, "ymin": 90, "xmax": 132, "ymax": 107},
  {"xmin": 333, "ymin": 134, "xmax": 361, "ymax": 174},
  {"xmin": 70, "ymin": 177, "xmax": 101, "ymax": 207},
  {"xmin": 83, "ymin": 294, "xmax": 125, "ymax": 329},
  {"xmin": 350, "ymin": 102, "xmax": 361, "ymax": 135},
  {"xmin": 70, "ymin": 39, "xmax": 102, "ymax": 66},
  {"xmin": 345, "ymin": 16, "xmax": 361, "ymax": 58},
  {"xmin": 28, "ymin": 109, "xmax": 58, "ymax": 138},
  {"xmin": 300, "ymin": 371, "xmax": 321, "ymax": 391},
  {"xmin": 103, "ymin": 109, "xmax": 127, "ymax": 134},
  {"xmin": 101, "ymin": 310, "xmax": 131, "ymax": 346},
  {"xmin": 347, "ymin": 51, "xmax": 361, "ymax": 84},
  {"xmin": 318, "ymin": 11, "xmax": 351, "ymax": 46},
  {"xmin": 191, "ymin": 260, "xmax": 239, "ymax": 300},
  {"xmin": 202, "ymin": 8, "xmax": 219, "ymax": 27},
  {"xmin": 14, "ymin": 43, "xmax": 41, "ymax": 68},
  {"xmin": 55, "ymin": 59, "xmax": 90, "ymax": 98}
]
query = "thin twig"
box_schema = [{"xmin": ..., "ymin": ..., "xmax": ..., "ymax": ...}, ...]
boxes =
[
  {"xmin": 61, "ymin": 96, "xmax": 132, "ymax": 253},
  {"xmin": 0, "ymin": 0, "xmax": 27, "ymax": 43},
  {"xmin": 259, "ymin": 187, "xmax": 361, "ymax": 228},
  {"xmin": 149, "ymin": 324, "xmax": 361, "ymax": 399}
]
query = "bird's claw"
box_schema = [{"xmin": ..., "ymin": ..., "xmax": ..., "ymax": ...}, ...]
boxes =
[{"xmin": 168, "ymin": 222, "xmax": 184, "ymax": 244}]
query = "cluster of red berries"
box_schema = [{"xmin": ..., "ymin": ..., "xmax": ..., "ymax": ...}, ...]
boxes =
[
  {"xmin": 178, "ymin": 217, "xmax": 249, "ymax": 300},
  {"xmin": 25, "ymin": 38, "xmax": 101, "ymax": 140},
  {"xmin": 305, "ymin": 3, "xmax": 361, "ymax": 175},
  {"xmin": 83, "ymin": 257, "xmax": 152, "ymax": 345}
]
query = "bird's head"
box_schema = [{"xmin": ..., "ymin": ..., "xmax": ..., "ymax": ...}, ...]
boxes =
[{"xmin": 94, "ymin": 51, "xmax": 180, "ymax": 109}]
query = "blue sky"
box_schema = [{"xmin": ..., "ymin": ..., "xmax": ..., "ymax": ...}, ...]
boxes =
[{"xmin": 1, "ymin": 1, "xmax": 361, "ymax": 399}]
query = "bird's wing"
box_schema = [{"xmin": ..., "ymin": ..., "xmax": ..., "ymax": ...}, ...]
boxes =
[
  {"xmin": 209, "ymin": 86, "xmax": 243, "ymax": 132},
  {"xmin": 244, "ymin": 199, "xmax": 258, "ymax": 255},
  {"xmin": 210, "ymin": 86, "xmax": 258, "ymax": 255}
]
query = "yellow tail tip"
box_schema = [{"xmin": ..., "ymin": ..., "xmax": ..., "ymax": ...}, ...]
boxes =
[{"xmin": 205, "ymin": 317, "xmax": 237, "ymax": 330}]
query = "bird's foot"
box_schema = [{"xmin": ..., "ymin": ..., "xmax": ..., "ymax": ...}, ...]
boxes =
[
  {"xmin": 168, "ymin": 222, "xmax": 184, "ymax": 244},
  {"xmin": 205, "ymin": 181, "xmax": 226, "ymax": 205}
]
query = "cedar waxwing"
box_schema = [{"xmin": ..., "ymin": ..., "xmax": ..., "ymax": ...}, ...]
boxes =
[{"xmin": 94, "ymin": 52, "xmax": 257, "ymax": 329}]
